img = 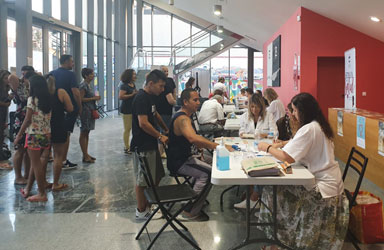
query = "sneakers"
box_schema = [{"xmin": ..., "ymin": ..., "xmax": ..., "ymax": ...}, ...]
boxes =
[
  {"xmin": 234, "ymin": 199, "xmax": 259, "ymax": 209},
  {"xmin": 62, "ymin": 160, "xmax": 77, "ymax": 170},
  {"xmin": 135, "ymin": 208, "xmax": 151, "ymax": 221},
  {"xmin": 178, "ymin": 211, "xmax": 209, "ymax": 222}
]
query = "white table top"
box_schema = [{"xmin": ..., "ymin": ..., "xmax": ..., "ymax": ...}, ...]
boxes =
[
  {"xmin": 223, "ymin": 104, "xmax": 246, "ymax": 114},
  {"xmin": 211, "ymin": 151, "xmax": 315, "ymax": 186},
  {"xmin": 224, "ymin": 118, "xmax": 240, "ymax": 130}
]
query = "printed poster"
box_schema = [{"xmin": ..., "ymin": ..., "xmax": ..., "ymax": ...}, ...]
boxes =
[
  {"xmin": 267, "ymin": 43, "xmax": 273, "ymax": 87},
  {"xmin": 345, "ymin": 48, "xmax": 356, "ymax": 109},
  {"xmin": 337, "ymin": 111, "xmax": 343, "ymax": 136},
  {"xmin": 379, "ymin": 121, "xmax": 384, "ymax": 156},
  {"xmin": 356, "ymin": 116, "xmax": 366, "ymax": 149}
]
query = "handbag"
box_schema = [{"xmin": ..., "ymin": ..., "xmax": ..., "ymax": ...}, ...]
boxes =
[{"xmin": 91, "ymin": 109, "xmax": 100, "ymax": 119}]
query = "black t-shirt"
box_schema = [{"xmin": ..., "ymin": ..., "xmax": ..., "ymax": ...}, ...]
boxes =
[
  {"xmin": 119, "ymin": 82, "xmax": 136, "ymax": 114},
  {"xmin": 131, "ymin": 89, "xmax": 158, "ymax": 152},
  {"xmin": 50, "ymin": 67, "xmax": 79, "ymax": 111},
  {"xmin": 155, "ymin": 77, "xmax": 176, "ymax": 115}
]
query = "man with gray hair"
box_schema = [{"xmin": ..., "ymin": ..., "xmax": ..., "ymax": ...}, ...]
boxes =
[{"xmin": 198, "ymin": 94, "xmax": 225, "ymax": 137}]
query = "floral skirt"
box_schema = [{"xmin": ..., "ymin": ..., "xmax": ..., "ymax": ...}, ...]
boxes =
[
  {"xmin": 25, "ymin": 134, "xmax": 51, "ymax": 150},
  {"xmin": 257, "ymin": 185, "xmax": 350, "ymax": 250}
]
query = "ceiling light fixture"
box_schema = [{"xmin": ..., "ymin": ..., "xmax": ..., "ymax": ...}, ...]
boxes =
[
  {"xmin": 217, "ymin": 25, "xmax": 224, "ymax": 33},
  {"xmin": 213, "ymin": 5, "xmax": 222, "ymax": 16},
  {"xmin": 370, "ymin": 16, "xmax": 381, "ymax": 22},
  {"xmin": 169, "ymin": 0, "xmax": 174, "ymax": 5}
]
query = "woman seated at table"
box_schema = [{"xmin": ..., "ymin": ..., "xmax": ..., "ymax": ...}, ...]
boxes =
[
  {"xmin": 234, "ymin": 93, "xmax": 277, "ymax": 209},
  {"xmin": 258, "ymin": 92, "xmax": 349, "ymax": 250},
  {"xmin": 273, "ymin": 102, "xmax": 299, "ymax": 147},
  {"xmin": 239, "ymin": 93, "xmax": 277, "ymax": 138}
]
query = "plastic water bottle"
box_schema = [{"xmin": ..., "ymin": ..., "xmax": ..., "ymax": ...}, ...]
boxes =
[{"xmin": 216, "ymin": 138, "xmax": 230, "ymax": 171}]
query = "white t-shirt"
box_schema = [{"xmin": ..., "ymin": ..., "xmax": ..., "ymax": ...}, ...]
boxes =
[
  {"xmin": 239, "ymin": 110, "xmax": 277, "ymax": 135},
  {"xmin": 267, "ymin": 99, "xmax": 286, "ymax": 122},
  {"xmin": 283, "ymin": 121, "xmax": 344, "ymax": 198},
  {"xmin": 198, "ymin": 99, "xmax": 224, "ymax": 124},
  {"xmin": 213, "ymin": 82, "xmax": 226, "ymax": 92}
]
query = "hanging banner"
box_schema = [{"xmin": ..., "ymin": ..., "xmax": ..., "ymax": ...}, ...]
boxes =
[
  {"xmin": 345, "ymin": 48, "xmax": 356, "ymax": 109},
  {"xmin": 337, "ymin": 111, "xmax": 344, "ymax": 136},
  {"xmin": 356, "ymin": 116, "xmax": 366, "ymax": 149},
  {"xmin": 379, "ymin": 121, "xmax": 384, "ymax": 156}
]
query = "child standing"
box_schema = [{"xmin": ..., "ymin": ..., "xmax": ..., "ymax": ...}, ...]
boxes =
[{"xmin": 15, "ymin": 75, "xmax": 52, "ymax": 202}]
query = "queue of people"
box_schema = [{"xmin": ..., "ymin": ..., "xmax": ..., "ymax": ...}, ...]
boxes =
[{"xmin": 0, "ymin": 54, "xmax": 101, "ymax": 202}]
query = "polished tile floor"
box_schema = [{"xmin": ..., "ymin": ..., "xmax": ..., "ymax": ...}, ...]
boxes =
[{"xmin": 0, "ymin": 113, "xmax": 383, "ymax": 250}]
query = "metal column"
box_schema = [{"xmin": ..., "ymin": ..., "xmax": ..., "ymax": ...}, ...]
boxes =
[
  {"xmin": 106, "ymin": 0, "xmax": 113, "ymax": 110},
  {"xmin": 97, "ymin": 0, "xmax": 104, "ymax": 107},
  {"xmin": 15, "ymin": 0, "xmax": 33, "ymax": 75},
  {"xmin": 248, "ymin": 48, "xmax": 254, "ymax": 89},
  {"xmin": 0, "ymin": 0, "xmax": 8, "ymax": 70}
]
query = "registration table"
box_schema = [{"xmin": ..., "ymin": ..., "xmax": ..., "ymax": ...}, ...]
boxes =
[{"xmin": 211, "ymin": 138, "xmax": 315, "ymax": 250}]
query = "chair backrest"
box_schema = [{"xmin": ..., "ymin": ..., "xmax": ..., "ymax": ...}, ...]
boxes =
[
  {"xmin": 135, "ymin": 151, "xmax": 161, "ymax": 202},
  {"xmin": 191, "ymin": 112, "xmax": 200, "ymax": 132},
  {"xmin": 342, "ymin": 147, "xmax": 369, "ymax": 209}
]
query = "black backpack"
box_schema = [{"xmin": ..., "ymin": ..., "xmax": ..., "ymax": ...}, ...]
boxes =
[{"xmin": 0, "ymin": 143, "xmax": 12, "ymax": 161}]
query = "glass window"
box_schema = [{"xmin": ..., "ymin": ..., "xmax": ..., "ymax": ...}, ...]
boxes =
[
  {"xmin": 211, "ymin": 50, "xmax": 229, "ymax": 92},
  {"xmin": 7, "ymin": 19, "xmax": 16, "ymax": 72},
  {"xmin": 94, "ymin": 35, "xmax": 98, "ymax": 90},
  {"xmin": 32, "ymin": 26, "xmax": 43, "ymax": 74},
  {"xmin": 32, "ymin": 0, "xmax": 43, "ymax": 13},
  {"xmin": 211, "ymin": 33, "xmax": 222, "ymax": 46},
  {"xmin": 132, "ymin": 0, "xmax": 137, "ymax": 46},
  {"xmin": 153, "ymin": 47, "xmax": 171, "ymax": 66},
  {"xmin": 192, "ymin": 25, "xmax": 209, "ymax": 48},
  {"xmin": 82, "ymin": 32, "xmax": 87, "ymax": 69},
  {"xmin": 254, "ymin": 51, "xmax": 263, "ymax": 90},
  {"xmin": 142, "ymin": 4, "xmax": 152, "ymax": 46},
  {"xmin": 52, "ymin": 0, "xmax": 61, "ymax": 19},
  {"xmin": 69, "ymin": 0, "xmax": 75, "ymax": 25},
  {"xmin": 104, "ymin": 0, "xmax": 107, "ymax": 37},
  {"xmin": 49, "ymin": 30, "xmax": 61, "ymax": 71},
  {"xmin": 94, "ymin": 0, "xmax": 98, "ymax": 33},
  {"xmin": 82, "ymin": 0, "xmax": 87, "ymax": 30},
  {"xmin": 112, "ymin": 0, "xmax": 115, "ymax": 40},
  {"xmin": 152, "ymin": 8, "xmax": 171, "ymax": 46},
  {"xmin": 229, "ymin": 47, "xmax": 248, "ymax": 99},
  {"xmin": 172, "ymin": 17, "xmax": 190, "ymax": 46},
  {"xmin": 103, "ymin": 39, "xmax": 107, "ymax": 105},
  {"xmin": 142, "ymin": 46, "xmax": 152, "ymax": 67}
]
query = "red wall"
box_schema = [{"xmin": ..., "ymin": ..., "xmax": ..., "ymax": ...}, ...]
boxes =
[
  {"xmin": 262, "ymin": 8, "xmax": 301, "ymax": 107},
  {"xmin": 300, "ymin": 8, "xmax": 384, "ymax": 113},
  {"xmin": 263, "ymin": 7, "xmax": 384, "ymax": 113}
]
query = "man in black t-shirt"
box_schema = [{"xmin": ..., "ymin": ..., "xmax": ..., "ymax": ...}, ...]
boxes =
[
  {"xmin": 156, "ymin": 66, "xmax": 176, "ymax": 128},
  {"xmin": 131, "ymin": 69, "xmax": 169, "ymax": 220}
]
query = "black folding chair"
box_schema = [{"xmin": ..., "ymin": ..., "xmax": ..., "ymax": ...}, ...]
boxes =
[
  {"xmin": 135, "ymin": 151, "xmax": 201, "ymax": 250},
  {"xmin": 342, "ymin": 147, "xmax": 369, "ymax": 250}
]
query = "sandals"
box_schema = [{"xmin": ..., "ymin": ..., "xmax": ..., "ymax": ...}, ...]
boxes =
[
  {"xmin": 52, "ymin": 183, "xmax": 69, "ymax": 191},
  {"xmin": 82, "ymin": 158, "xmax": 95, "ymax": 163},
  {"xmin": 20, "ymin": 188, "xmax": 30, "ymax": 198},
  {"xmin": 0, "ymin": 163, "xmax": 12, "ymax": 170}
]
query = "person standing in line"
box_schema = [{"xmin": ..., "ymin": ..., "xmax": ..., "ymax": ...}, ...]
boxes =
[
  {"xmin": 14, "ymin": 75, "xmax": 52, "ymax": 202},
  {"xmin": 79, "ymin": 68, "xmax": 100, "ymax": 163},
  {"xmin": 119, "ymin": 69, "xmax": 137, "ymax": 154},
  {"xmin": 131, "ymin": 69, "xmax": 169, "ymax": 220},
  {"xmin": 0, "ymin": 70, "xmax": 13, "ymax": 170},
  {"xmin": 264, "ymin": 88, "xmax": 285, "ymax": 122},
  {"xmin": 9, "ymin": 71, "xmax": 35, "ymax": 184},
  {"xmin": 156, "ymin": 66, "xmax": 176, "ymax": 158},
  {"xmin": 50, "ymin": 55, "xmax": 82, "ymax": 169}
]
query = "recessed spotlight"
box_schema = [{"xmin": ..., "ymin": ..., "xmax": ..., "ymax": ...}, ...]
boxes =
[
  {"xmin": 214, "ymin": 5, "xmax": 222, "ymax": 16},
  {"xmin": 217, "ymin": 25, "xmax": 224, "ymax": 33},
  {"xmin": 370, "ymin": 16, "xmax": 381, "ymax": 22}
]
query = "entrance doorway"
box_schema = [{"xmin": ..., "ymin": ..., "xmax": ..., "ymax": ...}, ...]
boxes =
[{"xmin": 317, "ymin": 57, "xmax": 345, "ymax": 119}]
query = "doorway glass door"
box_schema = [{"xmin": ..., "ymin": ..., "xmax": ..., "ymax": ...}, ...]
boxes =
[{"xmin": 49, "ymin": 30, "xmax": 61, "ymax": 71}]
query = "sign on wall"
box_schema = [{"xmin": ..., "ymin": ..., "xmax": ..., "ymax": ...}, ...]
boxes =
[
  {"xmin": 356, "ymin": 115, "xmax": 366, "ymax": 149},
  {"xmin": 345, "ymin": 48, "xmax": 356, "ymax": 109},
  {"xmin": 266, "ymin": 35, "xmax": 281, "ymax": 87}
]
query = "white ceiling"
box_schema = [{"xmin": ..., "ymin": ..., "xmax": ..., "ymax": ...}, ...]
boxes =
[{"xmin": 153, "ymin": 0, "xmax": 384, "ymax": 51}]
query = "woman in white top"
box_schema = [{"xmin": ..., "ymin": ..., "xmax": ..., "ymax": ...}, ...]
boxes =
[
  {"xmin": 239, "ymin": 93, "xmax": 277, "ymax": 138},
  {"xmin": 264, "ymin": 88, "xmax": 285, "ymax": 122},
  {"xmin": 234, "ymin": 93, "xmax": 277, "ymax": 209},
  {"xmin": 258, "ymin": 93, "xmax": 349, "ymax": 250}
]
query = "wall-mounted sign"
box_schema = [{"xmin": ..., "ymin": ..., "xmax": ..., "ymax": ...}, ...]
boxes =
[{"xmin": 345, "ymin": 48, "xmax": 356, "ymax": 109}]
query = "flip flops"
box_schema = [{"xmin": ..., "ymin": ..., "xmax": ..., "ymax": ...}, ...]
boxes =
[
  {"xmin": 20, "ymin": 188, "xmax": 30, "ymax": 198},
  {"xmin": 27, "ymin": 195, "xmax": 48, "ymax": 202}
]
